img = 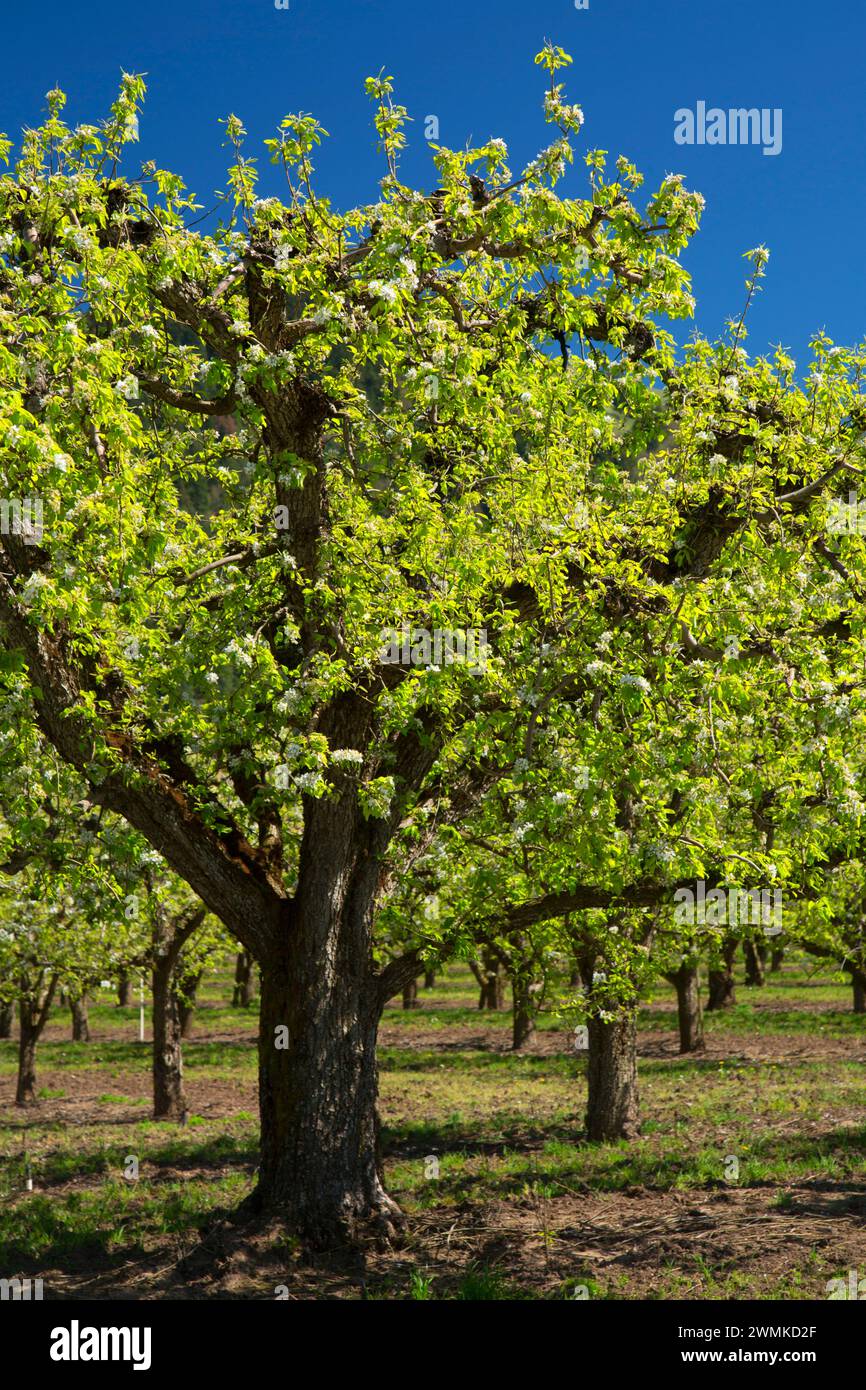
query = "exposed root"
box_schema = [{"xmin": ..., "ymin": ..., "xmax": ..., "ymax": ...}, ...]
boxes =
[{"xmin": 169, "ymin": 1188, "xmax": 405, "ymax": 1295}]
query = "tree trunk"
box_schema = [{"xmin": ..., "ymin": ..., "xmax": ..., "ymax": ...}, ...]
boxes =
[
  {"xmin": 770, "ymin": 948, "xmax": 784, "ymax": 972},
  {"xmin": 0, "ymin": 1001, "xmax": 13, "ymax": 1038},
  {"xmin": 233, "ymin": 950, "xmax": 256, "ymax": 1007},
  {"xmin": 151, "ymin": 955, "xmax": 186, "ymax": 1120},
  {"xmin": 423, "ymin": 969, "xmax": 436, "ymax": 989},
  {"xmin": 585, "ymin": 1014, "xmax": 640, "ymax": 1140},
  {"xmin": 493, "ymin": 968, "xmax": 504, "ymax": 1009},
  {"xmin": 254, "ymin": 932, "xmax": 400, "ymax": 1247},
  {"xmin": 707, "ymin": 941, "xmax": 737, "ymax": 1011},
  {"xmin": 851, "ymin": 969, "xmax": 866, "ymax": 1015},
  {"xmin": 511, "ymin": 973, "xmax": 536, "ymax": 1050},
  {"xmin": 666, "ymin": 966, "xmax": 705, "ymax": 1053},
  {"xmin": 743, "ymin": 939, "xmax": 765, "ymax": 987},
  {"xmin": 16, "ymin": 977, "xmax": 57, "ymax": 1106},
  {"xmin": 477, "ymin": 948, "xmax": 504, "ymax": 1009},
  {"xmin": 178, "ymin": 969, "xmax": 203, "ymax": 1039},
  {"xmin": 70, "ymin": 995, "xmax": 90, "ymax": 1042},
  {"xmin": 117, "ymin": 974, "xmax": 131, "ymax": 1007},
  {"xmin": 16, "ymin": 1023, "xmax": 38, "ymax": 1106},
  {"xmin": 246, "ymin": 784, "xmax": 410, "ymax": 1248},
  {"xmin": 401, "ymin": 977, "xmax": 420, "ymax": 1010}
]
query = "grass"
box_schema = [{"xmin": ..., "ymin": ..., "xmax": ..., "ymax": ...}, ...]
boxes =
[{"xmin": 0, "ymin": 959, "xmax": 864, "ymax": 1298}]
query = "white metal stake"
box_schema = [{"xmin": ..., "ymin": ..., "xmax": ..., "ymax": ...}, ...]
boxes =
[{"xmin": 139, "ymin": 976, "xmax": 145, "ymax": 1043}]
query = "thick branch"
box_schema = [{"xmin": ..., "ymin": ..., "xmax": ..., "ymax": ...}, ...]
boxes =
[{"xmin": 0, "ymin": 571, "xmax": 284, "ymax": 957}]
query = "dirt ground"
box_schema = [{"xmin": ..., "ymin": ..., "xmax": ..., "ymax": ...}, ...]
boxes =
[
  {"xmin": 30, "ymin": 1177, "xmax": 865, "ymax": 1301},
  {"xmin": 0, "ymin": 1036, "xmax": 860, "ymax": 1297}
]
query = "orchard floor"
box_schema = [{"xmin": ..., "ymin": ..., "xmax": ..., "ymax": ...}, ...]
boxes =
[{"xmin": 1, "ymin": 961, "xmax": 865, "ymax": 1300}]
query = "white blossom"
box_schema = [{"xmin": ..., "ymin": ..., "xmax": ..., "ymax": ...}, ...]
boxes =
[
  {"xmin": 620, "ymin": 673, "xmax": 651, "ymax": 694},
  {"xmin": 19, "ymin": 573, "xmax": 49, "ymax": 606},
  {"xmin": 331, "ymin": 748, "xmax": 364, "ymax": 766}
]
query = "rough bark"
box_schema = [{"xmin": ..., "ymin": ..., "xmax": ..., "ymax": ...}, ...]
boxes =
[
  {"xmin": 511, "ymin": 973, "xmax": 536, "ymax": 1050},
  {"xmin": 475, "ymin": 948, "xmax": 505, "ymax": 1009},
  {"xmin": 707, "ymin": 940, "xmax": 737, "ymax": 1011},
  {"xmin": 423, "ymin": 969, "xmax": 436, "ymax": 989},
  {"xmin": 585, "ymin": 1014, "xmax": 640, "ymax": 1141},
  {"xmin": 743, "ymin": 938, "xmax": 766, "ymax": 987},
  {"xmin": 178, "ymin": 968, "xmax": 203, "ymax": 1039},
  {"xmin": 232, "ymin": 950, "xmax": 256, "ymax": 1008},
  {"xmin": 401, "ymin": 977, "xmax": 420, "ymax": 1010},
  {"xmin": 70, "ymin": 995, "xmax": 90, "ymax": 1042},
  {"xmin": 468, "ymin": 959, "xmax": 484, "ymax": 1000},
  {"xmin": 666, "ymin": 965, "xmax": 705, "ymax": 1053},
  {"xmin": 252, "ymin": 800, "xmax": 404, "ymax": 1246},
  {"xmin": 149, "ymin": 905, "xmax": 206, "ymax": 1120},
  {"xmin": 151, "ymin": 953, "xmax": 186, "ymax": 1120},
  {"xmin": 255, "ymin": 950, "xmax": 400, "ymax": 1246},
  {"xmin": 16, "ymin": 975, "xmax": 58, "ymax": 1105},
  {"xmin": 0, "ymin": 1001, "xmax": 13, "ymax": 1038},
  {"xmin": 770, "ymin": 947, "xmax": 785, "ymax": 973},
  {"xmin": 117, "ymin": 974, "xmax": 132, "ymax": 1007},
  {"xmin": 16, "ymin": 1026, "xmax": 38, "ymax": 1106},
  {"xmin": 850, "ymin": 969, "xmax": 866, "ymax": 1015}
]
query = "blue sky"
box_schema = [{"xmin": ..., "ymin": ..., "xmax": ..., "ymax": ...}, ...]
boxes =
[{"xmin": 1, "ymin": 0, "xmax": 863, "ymax": 365}]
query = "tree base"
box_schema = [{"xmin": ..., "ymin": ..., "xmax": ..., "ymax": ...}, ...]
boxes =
[
  {"xmin": 241, "ymin": 1178, "xmax": 405, "ymax": 1253},
  {"xmin": 172, "ymin": 1188, "xmax": 404, "ymax": 1294}
]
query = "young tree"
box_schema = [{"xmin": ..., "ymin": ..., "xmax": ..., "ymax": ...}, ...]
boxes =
[
  {"xmin": 0, "ymin": 875, "xmax": 105, "ymax": 1103},
  {"xmin": 231, "ymin": 950, "xmax": 257, "ymax": 1008},
  {"xmin": 110, "ymin": 848, "xmax": 218, "ymax": 1118},
  {"xmin": 706, "ymin": 934, "xmax": 738, "ymax": 1012},
  {"xmin": 791, "ymin": 866, "xmax": 866, "ymax": 1013},
  {"xmin": 69, "ymin": 992, "xmax": 91, "ymax": 1041},
  {"xmin": 663, "ymin": 947, "xmax": 705, "ymax": 1054},
  {"xmin": 0, "ymin": 738, "xmax": 216, "ymax": 1114},
  {"xmin": 469, "ymin": 949, "xmax": 506, "ymax": 1011}
]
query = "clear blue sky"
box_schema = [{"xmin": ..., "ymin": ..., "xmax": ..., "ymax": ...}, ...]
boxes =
[{"xmin": 2, "ymin": 0, "xmax": 863, "ymax": 365}]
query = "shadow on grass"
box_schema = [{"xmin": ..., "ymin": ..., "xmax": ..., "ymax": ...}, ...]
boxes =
[
  {"xmin": 0, "ymin": 1133, "xmax": 258, "ymax": 1275},
  {"xmin": 380, "ymin": 1047, "xmax": 581, "ymax": 1074},
  {"xmin": 0, "ymin": 1187, "xmax": 253, "ymax": 1283},
  {"xmin": 0, "ymin": 1132, "xmax": 259, "ymax": 1195},
  {"xmin": 384, "ymin": 1119, "xmax": 866, "ymax": 1207}
]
